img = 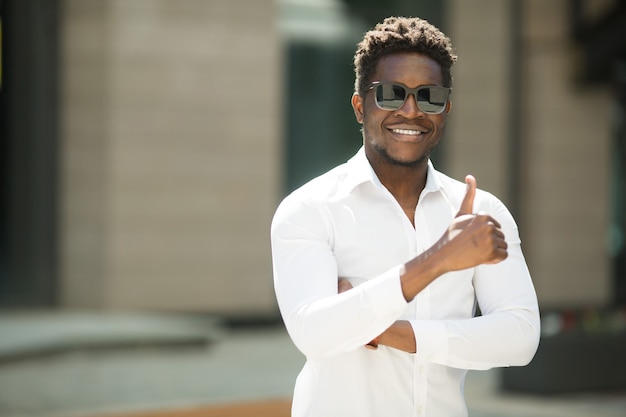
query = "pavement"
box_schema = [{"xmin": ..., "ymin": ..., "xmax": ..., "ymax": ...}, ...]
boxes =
[{"xmin": 0, "ymin": 310, "xmax": 625, "ymax": 417}]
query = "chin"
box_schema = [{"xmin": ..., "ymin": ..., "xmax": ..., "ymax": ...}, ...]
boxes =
[
  {"xmin": 375, "ymin": 144, "xmax": 429, "ymax": 168},
  {"xmin": 391, "ymin": 156, "xmax": 428, "ymax": 168}
]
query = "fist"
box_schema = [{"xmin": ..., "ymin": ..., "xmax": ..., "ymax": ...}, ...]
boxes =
[{"xmin": 439, "ymin": 175, "xmax": 508, "ymax": 271}]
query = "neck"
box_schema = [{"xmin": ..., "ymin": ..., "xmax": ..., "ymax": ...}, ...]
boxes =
[{"xmin": 365, "ymin": 147, "xmax": 429, "ymax": 206}]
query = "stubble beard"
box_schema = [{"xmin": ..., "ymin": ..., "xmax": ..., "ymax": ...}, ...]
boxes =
[
  {"xmin": 372, "ymin": 142, "xmax": 430, "ymax": 168},
  {"xmin": 362, "ymin": 123, "xmax": 442, "ymax": 169}
]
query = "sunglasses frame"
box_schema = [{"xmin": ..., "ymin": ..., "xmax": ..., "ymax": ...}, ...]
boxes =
[{"xmin": 365, "ymin": 81, "xmax": 451, "ymax": 114}]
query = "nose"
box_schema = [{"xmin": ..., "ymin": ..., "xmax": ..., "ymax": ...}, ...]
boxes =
[{"xmin": 395, "ymin": 92, "xmax": 425, "ymax": 118}]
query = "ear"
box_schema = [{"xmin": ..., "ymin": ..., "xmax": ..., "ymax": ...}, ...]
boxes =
[
  {"xmin": 445, "ymin": 99, "xmax": 452, "ymax": 114},
  {"xmin": 351, "ymin": 93, "xmax": 364, "ymax": 124}
]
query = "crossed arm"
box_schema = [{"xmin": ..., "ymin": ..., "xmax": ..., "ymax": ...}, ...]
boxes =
[
  {"xmin": 337, "ymin": 175, "xmax": 508, "ymax": 354},
  {"xmin": 338, "ymin": 278, "xmax": 416, "ymax": 352},
  {"xmin": 273, "ymin": 176, "xmax": 539, "ymax": 364}
]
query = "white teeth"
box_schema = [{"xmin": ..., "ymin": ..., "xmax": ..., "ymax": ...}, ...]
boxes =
[{"xmin": 392, "ymin": 128, "xmax": 423, "ymax": 135}]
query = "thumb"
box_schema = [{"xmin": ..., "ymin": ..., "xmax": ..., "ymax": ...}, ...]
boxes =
[{"xmin": 457, "ymin": 175, "xmax": 476, "ymax": 216}]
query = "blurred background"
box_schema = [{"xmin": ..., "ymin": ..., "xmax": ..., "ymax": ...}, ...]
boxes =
[{"xmin": 0, "ymin": 0, "xmax": 625, "ymax": 416}]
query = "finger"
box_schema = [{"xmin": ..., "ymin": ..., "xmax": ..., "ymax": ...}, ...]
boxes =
[
  {"xmin": 485, "ymin": 217, "xmax": 502, "ymax": 229},
  {"xmin": 490, "ymin": 224, "xmax": 506, "ymax": 247},
  {"xmin": 489, "ymin": 237, "xmax": 508, "ymax": 263},
  {"xmin": 492, "ymin": 249, "xmax": 509, "ymax": 264},
  {"xmin": 476, "ymin": 212, "xmax": 502, "ymax": 229},
  {"xmin": 338, "ymin": 278, "xmax": 353, "ymax": 293},
  {"xmin": 457, "ymin": 175, "xmax": 476, "ymax": 217},
  {"xmin": 489, "ymin": 248, "xmax": 508, "ymax": 263}
]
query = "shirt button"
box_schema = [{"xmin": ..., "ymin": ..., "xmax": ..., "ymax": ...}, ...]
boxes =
[{"xmin": 417, "ymin": 405, "xmax": 424, "ymax": 415}]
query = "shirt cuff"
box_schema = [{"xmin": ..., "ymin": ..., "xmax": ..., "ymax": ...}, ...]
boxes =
[
  {"xmin": 409, "ymin": 319, "xmax": 449, "ymax": 364},
  {"xmin": 361, "ymin": 264, "xmax": 409, "ymax": 319}
]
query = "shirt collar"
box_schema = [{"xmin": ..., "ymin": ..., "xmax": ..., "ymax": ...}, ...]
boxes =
[
  {"xmin": 343, "ymin": 146, "xmax": 443, "ymax": 194},
  {"xmin": 341, "ymin": 147, "xmax": 378, "ymax": 193},
  {"xmin": 424, "ymin": 159, "xmax": 443, "ymax": 194}
]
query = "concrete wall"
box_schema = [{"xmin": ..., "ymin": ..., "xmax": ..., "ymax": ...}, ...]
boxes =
[
  {"xmin": 60, "ymin": 0, "xmax": 282, "ymax": 314},
  {"xmin": 446, "ymin": 0, "xmax": 510, "ymax": 200},
  {"xmin": 447, "ymin": 0, "xmax": 612, "ymax": 307},
  {"xmin": 521, "ymin": 0, "xmax": 611, "ymax": 307},
  {"xmin": 59, "ymin": 0, "xmax": 614, "ymax": 314}
]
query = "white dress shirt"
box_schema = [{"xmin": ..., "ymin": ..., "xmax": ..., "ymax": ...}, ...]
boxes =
[{"xmin": 271, "ymin": 147, "xmax": 540, "ymax": 417}]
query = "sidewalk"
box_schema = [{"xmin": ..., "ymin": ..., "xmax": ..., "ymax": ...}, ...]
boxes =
[
  {"xmin": 0, "ymin": 311, "xmax": 624, "ymax": 417},
  {"xmin": 0, "ymin": 311, "xmax": 222, "ymax": 364},
  {"xmin": 0, "ymin": 311, "xmax": 300, "ymax": 417}
]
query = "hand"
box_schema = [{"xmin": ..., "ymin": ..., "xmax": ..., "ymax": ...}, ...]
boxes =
[
  {"xmin": 338, "ymin": 278, "xmax": 353, "ymax": 293},
  {"xmin": 437, "ymin": 175, "xmax": 508, "ymax": 271}
]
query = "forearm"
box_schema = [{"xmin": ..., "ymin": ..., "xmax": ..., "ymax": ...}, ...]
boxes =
[
  {"xmin": 400, "ymin": 202, "xmax": 509, "ymax": 302},
  {"xmin": 335, "ymin": 279, "xmax": 416, "ymax": 354},
  {"xmin": 375, "ymin": 308, "xmax": 539, "ymax": 363},
  {"xmin": 410, "ymin": 309, "xmax": 540, "ymax": 370},
  {"xmin": 280, "ymin": 267, "xmax": 408, "ymax": 360},
  {"xmin": 378, "ymin": 320, "xmax": 416, "ymax": 353},
  {"xmin": 399, "ymin": 245, "xmax": 446, "ymax": 302}
]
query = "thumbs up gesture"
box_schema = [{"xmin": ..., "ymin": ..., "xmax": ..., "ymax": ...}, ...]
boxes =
[
  {"xmin": 457, "ymin": 174, "xmax": 477, "ymax": 217},
  {"xmin": 437, "ymin": 175, "xmax": 508, "ymax": 272}
]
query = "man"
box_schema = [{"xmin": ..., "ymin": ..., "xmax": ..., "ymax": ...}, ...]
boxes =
[{"xmin": 271, "ymin": 16, "xmax": 540, "ymax": 417}]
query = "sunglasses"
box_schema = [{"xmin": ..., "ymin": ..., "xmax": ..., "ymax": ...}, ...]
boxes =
[{"xmin": 365, "ymin": 82, "xmax": 451, "ymax": 114}]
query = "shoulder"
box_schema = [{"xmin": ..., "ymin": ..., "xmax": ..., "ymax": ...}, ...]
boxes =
[
  {"xmin": 271, "ymin": 163, "xmax": 350, "ymax": 237},
  {"xmin": 278, "ymin": 163, "xmax": 350, "ymax": 210}
]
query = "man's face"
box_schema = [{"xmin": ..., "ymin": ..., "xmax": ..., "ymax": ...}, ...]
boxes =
[{"xmin": 352, "ymin": 52, "xmax": 451, "ymax": 168}]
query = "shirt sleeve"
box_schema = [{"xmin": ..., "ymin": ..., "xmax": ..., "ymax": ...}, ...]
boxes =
[
  {"xmin": 409, "ymin": 197, "xmax": 541, "ymax": 370},
  {"xmin": 271, "ymin": 195, "xmax": 408, "ymax": 361}
]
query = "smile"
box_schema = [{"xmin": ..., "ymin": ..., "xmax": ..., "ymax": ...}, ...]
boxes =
[{"xmin": 390, "ymin": 128, "xmax": 425, "ymax": 136}]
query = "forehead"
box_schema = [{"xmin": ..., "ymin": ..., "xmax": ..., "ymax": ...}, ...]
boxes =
[{"xmin": 373, "ymin": 52, "xmax": 443, "ymax": 87}]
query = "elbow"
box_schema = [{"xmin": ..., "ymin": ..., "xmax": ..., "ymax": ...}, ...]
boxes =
[
  {"xmin": 510, "ymin": 316, "xmax": 541, "ymax": 366},
  {"xmin": 287, "ymin": 325, "xmax": 323, "ymax": 360},
  {"xmin": 513, "ymin": 335, "xmax": 539, "ymax": 366},
  {"xmin": 289, "ymin": 328, "xmax": 345, "ymax": 362},
  {"xmin": 284, "ymin": 311, "xmax": 340, "ymax": 361},
  {"xmin": 284, "ymin": 304, "xmax": 369, "ymax": 361},
  {"xmin": 292, "ymin": 337, "xmax": 329, "ymax": 361}
]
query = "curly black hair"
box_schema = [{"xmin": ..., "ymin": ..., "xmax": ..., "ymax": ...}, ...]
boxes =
[{"xmin": 353, "ymin": 16, "xmax": 457, "ymax": 93}]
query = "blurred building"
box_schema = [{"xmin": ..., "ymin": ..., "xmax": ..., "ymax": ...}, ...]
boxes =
[{"xmin": 1, "ymin": 0, "xmax": 625, "ymax": 319}]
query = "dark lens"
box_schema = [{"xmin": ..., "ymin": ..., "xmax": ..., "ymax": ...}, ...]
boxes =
[
  {"xmin": 416, "ymin": 87, "xmax": 448, "ymax": 113},
  {"xmin": 376, "ymin": 84, "xmax": 407, "ymax": 110}
]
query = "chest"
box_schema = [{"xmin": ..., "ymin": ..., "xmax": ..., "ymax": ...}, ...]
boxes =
[
  {"xmin": 329, "ymin": 191, "xmax": 454, "ymax": 278},
  {"xmin": 328, "ymin": 191, "xmax": 477, "ymax": 319}
]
